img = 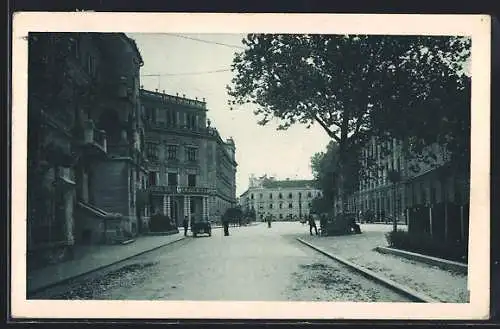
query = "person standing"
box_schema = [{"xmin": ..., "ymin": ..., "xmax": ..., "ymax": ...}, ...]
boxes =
[
  {"xmin": 267, "ymin": 213, "xmax": 272, "ymax": 228},
  {"xmin": 183, "ymin": 215, "xmax": 189, "ymax": 237},
  {"xmin": 308, "ymin": 214, "xmax": 318, "ymax": 236},
  {"xmin": 223, "ymin": 215, "xmax": 230, "ymax": 236}
]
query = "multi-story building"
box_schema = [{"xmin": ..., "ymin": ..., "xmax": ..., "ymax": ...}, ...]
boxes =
[
  {"xmin": 240, "ymin": 175, "xmax": 322, "ymax": 221},
  {"xmin": 27, "ymin": 32, "xmax": 145, "ymax": 269},
  {"xmin": 140, "ymin": 89, "xmax": 237, "ymax": 227},
  {"xmin": 348, "ymin": 136, "xmax": 469, "ymax": 243}
]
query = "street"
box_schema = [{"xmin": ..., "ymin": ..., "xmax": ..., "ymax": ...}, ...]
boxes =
[{"xmin": 33, "ymin": 222, "xmax": 411, "ymax": 302}]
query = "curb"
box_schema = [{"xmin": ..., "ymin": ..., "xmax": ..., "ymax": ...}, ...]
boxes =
[
  {"xmin": 28, "ymin": 236, "xmax": 186, "ymax": 296},
  {"xmin": 375, "ymin": 246, "xmax": 468, "ymax": 274},
  {"xmin": 296, "ymin": 238, "xmax": 440, "ymax": 303}
]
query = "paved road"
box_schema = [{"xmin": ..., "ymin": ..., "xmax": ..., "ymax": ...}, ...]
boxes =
[{"xmin": 33, "ymin": 222, "xmax": 412, "ymax": 302}]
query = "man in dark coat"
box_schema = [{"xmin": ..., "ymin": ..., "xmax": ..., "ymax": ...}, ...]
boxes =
[
  {"xmin": 222, "ymin": 213, "xmax": 230, "ymax": 236},
  {"xmin": 182, "ymin": 215, "xmax": 189, "ymax": 237},
  {"xmin": 308, "ymin": 214, "xmax": 318, "ymax": 235}
]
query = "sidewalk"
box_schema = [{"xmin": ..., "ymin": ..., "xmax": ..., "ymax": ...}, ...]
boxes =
[
  {"xmin": 298, "ymin": 224, "xmax": 468, "ymax": 303},
  {"xmin": 27, "ymin": 232, "xmax": 185, "ymax": 295}
]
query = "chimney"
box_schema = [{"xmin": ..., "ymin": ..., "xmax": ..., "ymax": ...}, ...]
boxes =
[
  {"xmin": 182, "ymin": 94, "xmax": 186, "ymax": 98},
  {"xmin": 203, "ymin": 97, "xmax": 206, "ymax": 102},
  {"xmin": 162, "ymin": 90, "xmax": 165, "ymax": 94},
  {"xmin": 140, "ymin": 85, "xmax": 144, "ymax": 89},
  {"xmin": 176, "ymin": 93, "xmax": 179, "ymax": 97},
  {"xmin": 155, "ymin": 89, "xmax": 158, "ymax": 92}
]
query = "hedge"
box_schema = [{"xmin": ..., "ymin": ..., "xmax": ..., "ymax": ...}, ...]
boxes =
[{"xmin": 385, "ymin": 230, "xmax": 468, "ymax": 263}]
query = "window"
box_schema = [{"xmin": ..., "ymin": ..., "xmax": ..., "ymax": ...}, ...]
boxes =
[
  {"xmin": 279, "ymin": 203, "xmax": 283, "ymax": 209},
  {"xmin": 307, "ymin": 192, "xmax": 312, "ymax": 198},
  {"xmin": 269, "ymin": 204, "xmax": 273, "ymax": 209},
  {"xmin": 168, "ymin": 173, "xmax": 178, "ymax": 186},
  {"xmin": 298, "ymin": 192, "xmax": 302, "ymax": 198},
  {"xmin": 279, "ymin": 214, "xmax": 283, "ymax": 219},
  {"xmin": 148, "ymin": 171, "xmax": 158, "ymax": 186},
  {"xmin": 186, "ymin": 147, "xmax": 198, "ymax": 162},
  {"xmin": 70, "ymin": 37, "xmax": 79, "ymax": 59},
  {"xmin": 288, "ymin": 203, "xmax": 293, "ymax": 209},
  {"xmin": 165, "ymin": 110, "xmax": 177, "ymax": 127},
  {"xmin": 288, "ymin": 193, "xmax": 293, "ymax": 199},
  {"xmin": 147, "ymin": 107, "xmax": 157, "ymax": 123},
  {"xmin": 278, "ymin": 193, "xmax": 283, "ymax": 199},
  {"xmin": 146, "ymin": 143, "xmax": 159, "ymax": 160},
  {"xmin": 87, "ymin": 55, "xmax": 96, "ymax": 78},
  {"xmin": 259, "ymin": 193, "xmax": 263, "ymax": 199},
  {"xmin": 188, "ymin": 174, "xmax": 196, "ymax": 187},
  {"xmin": 166, "ymin": 145, "xmax": 178, "ymax": 160},
  {"xmin": 186, "ymin": 113, "xmax": 197, "ymax": 130},
  {"xmin": 269, "ymin": 193, "xmax": 273, "ymax": 199},
  {"xmin": 251, "ymin": 194, "xmax": 254, "ymax": 199}
]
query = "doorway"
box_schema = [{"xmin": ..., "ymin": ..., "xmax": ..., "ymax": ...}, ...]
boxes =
[{"xmin": 170, "ymin": 200, "xmax": 180, "ymax": 226}]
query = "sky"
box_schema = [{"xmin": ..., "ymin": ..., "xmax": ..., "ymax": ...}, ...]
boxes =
[{"xmin": 127, "ymin": 33, "xmax": 332, "ymax": 197}]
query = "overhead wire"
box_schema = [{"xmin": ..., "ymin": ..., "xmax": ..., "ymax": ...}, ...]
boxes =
[
  {"xmin": 141, "ymin": 68, "xmax": 231, "ymax": 77},
  {"xmin": 166, "ymin": 33, "xmax": 245, "ymax": 49}
]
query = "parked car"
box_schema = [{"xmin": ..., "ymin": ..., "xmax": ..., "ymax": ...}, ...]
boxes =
[{"xmin": 191, "ymin": 219, "xmax": 212, "ymax": 237}]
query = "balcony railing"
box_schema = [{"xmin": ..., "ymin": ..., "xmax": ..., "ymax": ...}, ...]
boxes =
[
  {"xmin": 148, "ymin": 185, "xmax": 216, "ymax": 195},
  {"xmin": 57, "ymin": 167, "xmax": 76, "ymax": 184},
  {"xmin": 83, "ymin": 120, "xmax": 107, "ymax": 153}
]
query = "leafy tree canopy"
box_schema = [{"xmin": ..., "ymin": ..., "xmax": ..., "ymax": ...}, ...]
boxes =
[
  {"xmin": 228, "ymin": 34, "xmax": 470, "ymax": 161},
  {"xmin": 228, "ymin": 34, "xmax": 470, "ymax": 210}
]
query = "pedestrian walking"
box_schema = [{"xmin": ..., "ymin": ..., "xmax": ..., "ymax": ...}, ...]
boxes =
[
  {"xmin": 222, "ymin": 214, "xmax": 230, "ymax": 236},
  {"xmin": 183, "ymin": 215, "xmax": 189, "ymax": 237},
  {"xmin": 267, "ymin": 213, "xmax": 272, "ymax": 228},
  {"xmin": 308, "ymin": 214, "xmax": 318, "ymax": 235}
]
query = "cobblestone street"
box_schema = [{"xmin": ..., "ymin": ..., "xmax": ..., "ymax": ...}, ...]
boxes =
[{"xmin": 32, "ymin": 223, "xmax": 413, "ymax": 302}]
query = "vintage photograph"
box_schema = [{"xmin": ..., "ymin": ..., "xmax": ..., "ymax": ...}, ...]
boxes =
[{"xmin": 11, "ymin": 13, "xmax": 490, "ymax": 319}]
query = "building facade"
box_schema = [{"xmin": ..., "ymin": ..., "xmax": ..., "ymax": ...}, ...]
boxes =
[
  {"xmin": 140, "ymin": 89, "xmax": 237, "ymax": 227},
  {"xmin": 240, "ymin": 175, "xmax": 322, "ymax": 221},
  {"xmin": 27, "ymin": 32, "xmax": 145, "ymax": 268},
  {"xmin": 348, "ymin": 136, "xmax": 470, "ymax": 243}
]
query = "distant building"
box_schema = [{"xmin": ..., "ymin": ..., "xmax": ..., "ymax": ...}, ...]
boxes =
[
  {"xmin": 347, "ymin": 136, "xmax": 469, "ymax": 243},
  {"xmin": 240, "ymin": 175, "xmax": 322, "ymax": 221},
  {"xmin": 140, "ymin": 89, "xmax": 237, "ymax": 227}
]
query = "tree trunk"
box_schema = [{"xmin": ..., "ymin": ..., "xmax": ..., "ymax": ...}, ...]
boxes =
[
  {"xmin": 392, "ymin": 183, "xmax": 398, "ymax": 232},
  {"xmin": 337, "ymin": 139, "xmax": 348, "ymax": 216}
]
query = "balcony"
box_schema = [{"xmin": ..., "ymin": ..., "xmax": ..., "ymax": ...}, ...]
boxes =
[
  {"xmin": 81, "ymin": 120, "xmax": 107, "ymax": 155},
  {"xmin": 55, "ymin": 167, "xmax": 76, "ymax": 188},
  {"xmin": 148, "ymin": 185, "xmax": 216, "ymax": 196}
]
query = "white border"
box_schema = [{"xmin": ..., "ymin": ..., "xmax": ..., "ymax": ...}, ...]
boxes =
[{"xmin": 11, "ymin": 13, "xmax": 491, "ymax": 320}]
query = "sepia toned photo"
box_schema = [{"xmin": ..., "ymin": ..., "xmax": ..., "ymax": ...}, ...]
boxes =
[{"xmin": 11, "ymin": 13, "xmax": 491, "ymax": 320}]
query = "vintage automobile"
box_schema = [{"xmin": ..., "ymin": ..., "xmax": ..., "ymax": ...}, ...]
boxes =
[{"xmin": 191, "ymin": 219, "xmax": 212, "ymax": 237}]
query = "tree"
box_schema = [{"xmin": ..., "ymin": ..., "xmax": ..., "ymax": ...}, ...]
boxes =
[
  {"xmin": 228, "ymin": 34, "xmax": 469, "ymax": 215},
  {"xmin": 310, "ymin": 140, "xmax": 361, "ymax": 210}
]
